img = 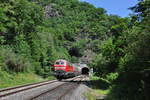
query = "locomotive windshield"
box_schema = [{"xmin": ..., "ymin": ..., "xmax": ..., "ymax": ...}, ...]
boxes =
[
  {"xmin": 55, "ymin": 61, "xmax": 65, "ymax": 65},
  {"xmin": 55, "ymin": 62, "xmax": 60, "ymax": 65},
  {"xmin": 60, "ymin": 62, "xmax": 64, "ymax": 65}
]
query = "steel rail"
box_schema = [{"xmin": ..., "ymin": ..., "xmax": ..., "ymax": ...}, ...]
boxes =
[
  {"xmin": 0, "ymin": 80, "xmax": 56, "ymax": 92},
  {"xmin": 29, "ymin": 76, "xmax": 82, "ymax": 100},
  {"xmin": 57, "ymin": 76, "xmax": 84, "ymax": 100},
  {"xmin": 30, "ymin": 82, "xmax": 68, "ymax": 100},
  {"xmin": 0, "ymin": 80, "xmax": 58, "ymax": 98}
]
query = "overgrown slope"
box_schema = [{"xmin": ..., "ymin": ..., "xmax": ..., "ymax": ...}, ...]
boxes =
[{"xmin": 0, "ymin": 0, "xmax": 150, "ymax": 99}]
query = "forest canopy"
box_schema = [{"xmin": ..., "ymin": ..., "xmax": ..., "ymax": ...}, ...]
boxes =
[{"xmin": 0, "ymin": 0, "xmax": 150, "ymax": 99}]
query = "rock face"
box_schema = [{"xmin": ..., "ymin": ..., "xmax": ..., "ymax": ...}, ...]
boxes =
[
  {"xmin": 80, "ymin": 50, "xmax": 96, "ymax": 64},
  {"xmin": 44, "ymin": 4, "xmax": 60, "ymax": 18},
  {"xmin": 43, "ymin": 3, "xmax": 96, "ymax": 65}
]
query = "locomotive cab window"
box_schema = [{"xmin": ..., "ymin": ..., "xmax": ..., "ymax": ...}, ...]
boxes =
[
  {"xmin": 55, "ymin": 62, "xmax": 60, "ymax": 65},
  {"xmin": 55, "ymin": 61, "xmax": 65, "ymax": 65},
  {"xmin": 60, "ymin": 61, "xmax": 64, "ymax": 65}
]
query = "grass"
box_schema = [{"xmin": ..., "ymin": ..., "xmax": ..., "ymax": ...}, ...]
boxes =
[
  {"xmin": 85, "ymin": 76, "xmax": 110, "ymax": 100},
  {"xmin": 0, "ymin": 71, "xmax": 55, "ymax": 89},
  {"xmin": 90, "ymin": 76, "xmax": 110, "ymax": 94},
  {"xmin": 85, "ymin": 90, "xmax": 96, "ymax": 100},
  {"xmin": 85, "ymin": 89, "xmax": 107, "ymax": 100}
]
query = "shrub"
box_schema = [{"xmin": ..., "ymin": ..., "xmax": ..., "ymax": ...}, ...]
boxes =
[
  {"xmin": 105, "ymin": 72, "xmax": 119, "ymax": 83},
  {"xmin": 0, "ymin": 47, "xmax": 31, "ymax": 73}
]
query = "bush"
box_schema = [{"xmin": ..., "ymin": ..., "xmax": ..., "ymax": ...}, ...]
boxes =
[
  {"xmin": 105, "ymin": 72, "xmax": 119, "ymax": 83},
  {"xmin": 0, "ymin": 47, "xmax": 31, "ymax": 73}
]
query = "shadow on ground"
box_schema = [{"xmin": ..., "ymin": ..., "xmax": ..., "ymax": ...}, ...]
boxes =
[
  {"xmin": 81, "ymin": 79, "xmax": 110, "ymax": 100},
  {"xmin": 60, "ymin": 78, "xmax": 110, "ymax": 100},
  {"xmin": 91, "ymin": 80, "xmax": 109, "ymax": 90},
  {"xmin": 82, "ymin": 79, "xmax": 110, "ymax": 91},
  {"xmin": 61, "ymin": 78, "xmax": 110, "ymax": 90}
]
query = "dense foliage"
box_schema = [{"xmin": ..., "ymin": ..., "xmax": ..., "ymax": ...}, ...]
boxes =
[
  {"xmin": 0, "ymin": 0, "xmax": 150, "ymax": 99},
  {"xmin": 91, "ymin": 0, "xmax": 150, "ymax": 100}
]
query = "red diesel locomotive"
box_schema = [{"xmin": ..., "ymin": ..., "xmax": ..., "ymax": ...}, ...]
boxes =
[{"xmin": 53, "ymin": 59, "xmax": 81, "ymax": 80}]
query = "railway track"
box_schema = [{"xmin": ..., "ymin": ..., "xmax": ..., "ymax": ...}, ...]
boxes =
[
  {"xmin": 0, "ymin": 80, "xmax": 58, "ymax": 98},
  {"xmin": 30, "ymin": 76, "xmax": 85, "ymax": 100},
  {"xmin": 0, "ymin": 75, "xmax": 86, "ymax": 100},
  {"xmin": 56, "ymin": 76, "xmax": 85, "ymax": 100}
]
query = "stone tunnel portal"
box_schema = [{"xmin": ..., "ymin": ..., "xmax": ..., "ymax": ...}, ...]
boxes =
[{"xmin": 81, "ymin": 67, "xmax": 89, "ymax": 75}]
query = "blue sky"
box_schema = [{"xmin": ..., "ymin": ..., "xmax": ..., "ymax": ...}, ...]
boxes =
[{"xmin": 80, "ymin": 0, "xmax": 138, "ymax": 17}]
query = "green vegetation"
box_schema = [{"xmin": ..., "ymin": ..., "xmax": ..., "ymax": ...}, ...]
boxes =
[
  {"xmin": 90, "ymin": 0, "xmax": 150, "ymax": 100},
  {"xmin": 0, "ymin": 0, "xmax": 122, "ymax": 87},
  {"xmin": 90, "ymin": 76, "xmax": 110, "ymax": 95},
  {"xmin": 85, "ymin": 76, "xmax": 109, "ymax": 100},
  {"xmin": 0, "ymin": 72, "xmax": 44, "ymax": 89},
  {"xmin": 0, "ymin": 0, "xmax": 150, "ymax": 99}
]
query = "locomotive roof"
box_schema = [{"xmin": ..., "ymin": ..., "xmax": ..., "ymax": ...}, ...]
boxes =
[{"xmin": 55, "ymin": 59, "xmax": 68, "ymax": 63}]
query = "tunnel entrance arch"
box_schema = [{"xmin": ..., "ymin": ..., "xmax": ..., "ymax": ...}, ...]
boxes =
[{"xmin": 81, "ymin": 67, "xmax": 89, "ymax": 75}]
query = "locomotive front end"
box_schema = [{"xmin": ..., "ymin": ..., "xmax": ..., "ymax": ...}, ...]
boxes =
[
  {"xmin": 53, "ymin": 59, "xmax": 76, "ymax": 80},
  {"xmin": 53, "ymin": 60, "xmax": 67, "ymax": 79}
]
